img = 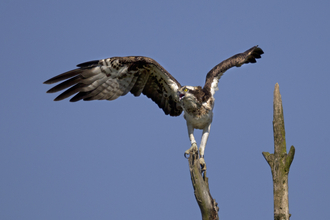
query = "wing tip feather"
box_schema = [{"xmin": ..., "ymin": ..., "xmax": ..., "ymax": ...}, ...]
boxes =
[
  {"xmin": 46, "ymin": 88, "xmax": 56, "ymax": 94},
  {"xmin": 43, "ymin": 80, "xmax": 53, "ymax": 85},
  {"xmin": 43, "ymin": 69, "xmax": 83, "ymax": 85}
]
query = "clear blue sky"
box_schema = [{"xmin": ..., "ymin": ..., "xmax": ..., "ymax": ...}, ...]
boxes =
[{"xmin": 1, "ymin": 1, "xmax": 329, "ymax": 219}]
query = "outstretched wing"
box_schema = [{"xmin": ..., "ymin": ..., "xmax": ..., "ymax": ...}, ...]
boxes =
[
  {"xmin": 44, "ymin": 56, "xmax": 183, "ymax": 116},
  {"xmin": 203, "ymin": 46, "xmax": 264, "ymax": 96}
]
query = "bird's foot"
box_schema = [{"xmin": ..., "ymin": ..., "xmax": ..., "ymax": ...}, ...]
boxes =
[
  {"xmin": 199, "ymin": 157, "xmax": 207, "ymax": 172},
  {"xmin": 184, "ymin": 143, "xmax": 198, "ymax": 158}
]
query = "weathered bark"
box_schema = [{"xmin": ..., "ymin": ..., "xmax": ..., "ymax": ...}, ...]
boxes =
[
  {"xmin": 262, "ymin": 83, "xmax": 295, "ymax": 220},
  {"xmin": 187, "ymin": 146, "xmax": 219, "ymax": 220}
]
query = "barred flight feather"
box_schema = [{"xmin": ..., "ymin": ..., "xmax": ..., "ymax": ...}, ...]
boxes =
[{"xmin": 44, "ymin": 56, "xmax": 184, "ymax": 116}]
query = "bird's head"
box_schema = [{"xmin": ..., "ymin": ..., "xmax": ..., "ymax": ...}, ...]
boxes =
[{"xmin": 177, "ymin": 86, "xmax": 204, "ymax": 108}]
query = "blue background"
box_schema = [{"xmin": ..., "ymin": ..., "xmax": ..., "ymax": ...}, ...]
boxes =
[{"xmin": 1, "ymin": 1, "xmax": 329, "ymax": 219}]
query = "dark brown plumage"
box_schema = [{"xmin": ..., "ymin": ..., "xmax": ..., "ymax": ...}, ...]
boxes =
[{"xmin": 203, "ymin": 46, "xmax": 264, "ymax": 95}]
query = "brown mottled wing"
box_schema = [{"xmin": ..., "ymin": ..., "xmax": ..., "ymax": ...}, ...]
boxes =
[
  {"xmin": 203, "ymin": 46, "xmax": 264, "ymax": 95},
  {"xmin": 44, "ymin": 56, "xmax": 183, "ymax": 116}
]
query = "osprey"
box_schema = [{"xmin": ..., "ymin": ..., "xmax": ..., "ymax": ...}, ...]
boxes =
[{"xmin": 44, "ymin": 46, "xmax": 264, "ymax": 170}]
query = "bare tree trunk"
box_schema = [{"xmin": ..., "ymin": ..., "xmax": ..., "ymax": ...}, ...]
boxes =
[
  {"xmin": 262, "ymin": 83, "xmax": 295, "ymax": 220},
  {"xmin": 186, "ymin": 146, "xmax": 219, "ymax": 220}
]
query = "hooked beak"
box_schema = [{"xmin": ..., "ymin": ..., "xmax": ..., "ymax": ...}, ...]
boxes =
[{"xmin": 178, "ymin": 91, "xmax": 185, "ymax": 100}]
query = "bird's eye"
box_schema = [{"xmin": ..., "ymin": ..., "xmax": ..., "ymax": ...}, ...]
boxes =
[{"xmin": 184, "ymin": 88, "xmax": 188, "ymax": 92}]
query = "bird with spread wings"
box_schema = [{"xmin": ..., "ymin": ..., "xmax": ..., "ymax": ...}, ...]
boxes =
[{"xmin": 44, "ymin": 46, "xmax": 264, "ymax": 170}]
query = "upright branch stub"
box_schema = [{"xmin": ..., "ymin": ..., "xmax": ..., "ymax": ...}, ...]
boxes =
[
  {"xmin": 187, "ymin": 147, "xmax": 219, "ymax": 220},
  {"xmin": 262, "ymin": 83, "xmax": 295, "ymax": 220}
]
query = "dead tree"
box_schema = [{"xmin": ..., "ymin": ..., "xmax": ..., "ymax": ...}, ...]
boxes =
[
  {"xmin": 262, "ymin": 83, "xmax": 295, "ymax": 220},
  {"xmin": 186, "ymin": 146, "xmax": 219, "ymax": 220}
]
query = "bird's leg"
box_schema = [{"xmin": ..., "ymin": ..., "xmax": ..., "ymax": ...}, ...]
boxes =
[
  {"xmin": 184, "ymin": 123, "xmax": 198, "ymax": 158},
  {"xmin": 199, "ymin": 124, "xmax": 211, "ymax": 171}
]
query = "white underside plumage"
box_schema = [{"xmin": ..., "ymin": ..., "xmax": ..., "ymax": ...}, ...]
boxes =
[
  {"xmin": 178, "ymin": 87, "xmax": 215, "ymax": 158},
  {"xmin": 183, "ymin": 103, "xmax": 213, "ymax": 130}
]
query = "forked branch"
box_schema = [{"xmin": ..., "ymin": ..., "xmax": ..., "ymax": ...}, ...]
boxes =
[{"xmin": 262, "ymin": 83, "xmax": 295, "ymax": 220}]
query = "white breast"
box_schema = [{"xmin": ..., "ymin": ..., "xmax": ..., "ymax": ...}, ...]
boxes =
[{"xmin": 183, "ymin": 102, "xmax": 213, "ymax": 130}]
